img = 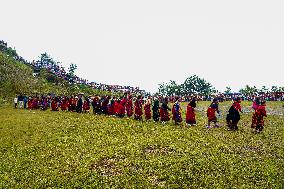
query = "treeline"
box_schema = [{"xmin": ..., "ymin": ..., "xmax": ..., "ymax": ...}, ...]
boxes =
[
  {"xmin": 158, "ymin": 75, "xmax": 215, "ymax": 96},
  {"xmin": 158, "ymin": 76, "xmax": 284, "ymax": 97}
]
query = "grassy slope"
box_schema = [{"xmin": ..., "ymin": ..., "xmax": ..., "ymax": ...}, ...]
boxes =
[
  {"xmin": 0, "ymin": 52, "xmax": 115, "ymax": 99},
  {"xmin": 0, "ymin": 101, "xmax": 283, "ymax": 188}
]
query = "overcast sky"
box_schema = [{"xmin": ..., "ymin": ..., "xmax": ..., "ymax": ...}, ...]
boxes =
[{"xmin": 1, "ymin": 0, "xmax": 283, "ymax": 93}]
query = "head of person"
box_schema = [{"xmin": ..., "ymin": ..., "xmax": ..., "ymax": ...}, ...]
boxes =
[{"xmin": 236, "ymin": 97, "xmax": 242, "ymax": 103}]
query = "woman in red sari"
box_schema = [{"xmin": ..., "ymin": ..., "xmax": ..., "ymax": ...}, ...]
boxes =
[
  {"xmin": 28, "ymin": 97, "xmax": 33, "ymax": 110},
  {"xmin": 206, "ymin": 98, "xmax": 220, "ymax": 128},
  {"xmin": 160, "ymin": 97, "xmax": 171, "ymax": 122},
  {"xmin": 144, "ymin": 97, "xmax": 152, "ymax": 120},
  {"xmin": 83, "ymin": 97, "xmax": 90, "ymax": 113},
  {"xmin": 126, "ymin": 95, "xmax": 133, "ymax": 117},
  {"xmin": 134, "ymin": 95, "xmax": 143, "ymax": 120},
  {"xmin": 61, "ymin": 96, "xmax": 68, "ymax": 111},
  {"xmin": 51, "ymin": 98, "xmax": 58, "ymax": 111},
  {"xmin": 186, "ymin": 97, "xmax": 197, "ymax": 126}
]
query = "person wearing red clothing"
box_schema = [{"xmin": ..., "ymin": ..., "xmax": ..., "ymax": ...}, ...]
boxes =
[
  {"xmin": 186, "ymin": 97, "xmax": 197, "ymax": 126},
  {"xmin": 28, "ymin": 97, "xmax": 33, "ymax": 110},
  {"xmin": 206, "ymin": 98, "xmax": 220, "ymax": 128},
  {"xmin": 126, "ymin": 95, "xmax": 133, "ymax": 117},
  {"xmin": 251, "ymin": 97, "xmax": 261, "ymax": 129},
  {"xmin": 51, "ymin": 98, "xmax": 58, "ymax": 111},
  {"xmin": 117, "ymin": 98, "xmax": 126, "ymax": 118},
  {"xmin": 226, "ymin": 97, "xmax": 243, "ymax": 131},
  {"xmin": 134, "ymin": 95, "xmax": 143, "ymax": 120},
  {"xmin": 253, "ymin": 101, "xmax": 267, "ymax": 133},
  {"xmin": 83, "ymin": 98, "xmax": 90, "ymax": 113},
  {"xmin": 68, "ymin": 96, "xmax": 75, "ymax": 112},
  {"xmin": 144, "ymin": 97, "xmax": 152, "ymax": 120},
  {"xmin": 114, "ymin": 98, "xmax": 120, "ymax": 116},
  {"xmin": 108, "ymin": 97, "xmax": 115, "ymax": 116},
  {"xmin": 160, "ymin": 97, "xmax": 171, "ymax": 122},
  {"xmin": 61, "ymin": 96, "xmax": 68, "ymax": 111}
]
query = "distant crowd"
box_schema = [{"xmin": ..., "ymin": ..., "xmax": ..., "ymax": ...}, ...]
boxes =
[
  {"xmin": 0, "ymin": 40, "xmax": 146, "ymax": 94},
  {"xmin": 14, "ymin": 93, "xmax": 272, "ymax": 133}
]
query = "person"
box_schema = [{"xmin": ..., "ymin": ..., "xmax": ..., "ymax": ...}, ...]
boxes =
[
  {"xmin": 92, "ymin": 96, "xmax": 102, "ymax": 114},
  {"xmin": 144, "ymin": 97, "xmax": 152, "ymax": 120},
  {"xmin": 23, "ymin": 94, "xmax": 28, "ymax": 109},
  {"xmin": 61, "ymin": 96, "xmax": 68, "ymax": 111},
  {"xmin": 18, "ymin": 94, "xmax": 24, "ymax": 108},
  {"xmin": 14, "ymin": 95, "xmax": 18, "ymax": 108},
  {"xmin": 251, "ymin": 97, "xmax": 261, "ymax": 129},
  {"xmin": 152, "ymin": 97, "xmax": 160, "ymax": 122},
  {"xmin": 206, "ymin": 98, "xmax": 220, "ymax": 128},
  {"xmin": 41, "ymin": 97, "xmax": 48, "ymax": 110},
  {"xmin": 134, "ymin": 95, "xmax": 143, "ymax": 120},
  {"xmin": 172, "ymin": 97, "xmax": 182, "ymax": 125},
  {"xmin": 28, "ymin": 97, "xmax": 33, "ymax": 109},
  {"xmin": 126, "ymin": 95, "xmax": 133, "ymax": 117},
  {"xmin": 186, "ymin": 97, "xmax": 197, "ymax": 126},
  {"xmin": 51, "ymin": 98, "xmax": 58, "ymax": 111},
  {"xmin": 108, "ymin": 97, "xmax": 115, "ymax": 116},
  {"xmin": 68, "ymin": 96, "xmax": 75, "ymax": 112},
  {"xmin": 32, "ymin": 97, "xmax": 39, "ymax": 109},
  {"xmin": 226, "ymin": 97, "xmax": 243, "ymax": 131},
  {"xmin": 253, "ymin": 101, "xmax": 267, "ymax": 133},
  {"xmin": 101, "ymin": 96, "xmax": 110, "ymax": 115},
  {"xmin": 117, "ymin": 98, "xmax": 126, "ymax": 118},
  {"xmin": 76, "ymin": 95, "xmax": 83, "ymax": 113},
  {"xmin": 160, "ymin": 97, "xmax": 171, "ymax": 123},
  {"xmin": 83, "ymin": 97, "xmax": 90, "ymax": 113}
]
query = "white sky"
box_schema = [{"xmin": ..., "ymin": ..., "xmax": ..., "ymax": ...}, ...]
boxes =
[{"xmin": 1, "ymin": 0, "xmax": 283, "ymax": 93}]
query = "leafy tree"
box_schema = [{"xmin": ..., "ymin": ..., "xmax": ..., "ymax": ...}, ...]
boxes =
[
  {"xmin": 224, "ymin": 87, "xmax": 232, "ymax": 94},
  {"xmin": 182, "ymin": 75, "xmax": 214, "ymax": 95},
  {"xmin": 239, "ymin": 85, "xmax": 258, "ymax": 95},
  {"xmin": 158, "ymin": 75, "xmax": 214, "ymax": 96},
  {"xmin": 67, "ymin": 63, "xmax": 77, "ymax": 83},
  {"xmin": 260, "ymin": 86, "xmax": 269, "ymax": 93}
]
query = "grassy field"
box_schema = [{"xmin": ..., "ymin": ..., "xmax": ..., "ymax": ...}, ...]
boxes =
[{"xmin": 0, "ymin": 101, "xmax": 283, "ymax": 188}]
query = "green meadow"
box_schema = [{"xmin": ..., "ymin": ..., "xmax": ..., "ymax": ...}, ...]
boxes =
[{"xmin": 0, "ymin": 101, "xmax": 283, "ymax": 188}]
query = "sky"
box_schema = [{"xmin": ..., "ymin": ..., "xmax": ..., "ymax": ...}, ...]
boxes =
[{"xmin": 1, "ymin": 0, "xmax": 283, "ymax": 93}]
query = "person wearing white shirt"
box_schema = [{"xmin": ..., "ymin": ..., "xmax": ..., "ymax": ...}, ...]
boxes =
[{"xmin": 14, "ymin": 95, "xmax": 18, "ymax": 108}]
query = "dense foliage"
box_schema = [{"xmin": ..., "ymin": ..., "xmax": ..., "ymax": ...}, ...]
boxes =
[{"xmin": 158, "ymin": 75, "xmax": 215, "ymax": 96}]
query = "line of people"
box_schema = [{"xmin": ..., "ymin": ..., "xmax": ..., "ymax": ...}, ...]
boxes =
[{"xmin": 15, "ymin": 94, "xmax": 267, "ymax": 133}]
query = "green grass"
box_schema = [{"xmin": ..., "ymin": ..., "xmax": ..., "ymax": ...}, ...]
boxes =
[{"xmin": 0, "ymin": 101, "xmax": 283, "ymax": 188}]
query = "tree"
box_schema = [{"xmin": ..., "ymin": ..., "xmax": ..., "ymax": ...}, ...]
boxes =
[
  {"xmin": 271, "ymin": 86, "xmax": 280, "ymax": 93},
  {"xmin": 239, "ymin": 85, "xmax": 258, "ymax": 95},
  {"xmin": 224, "ymin": 87, "xmax": 232, "ymax": 94},
  {"xmin": 67, "ymin": 63, "xmax": 77, "ymax": 84},
  {"xmin": 182, "ymin": 75, "xmax": 214, "ymax": 95},
  {"xmin": 260, "ymin": 86, "xmax": 269, "ymax": 93}
]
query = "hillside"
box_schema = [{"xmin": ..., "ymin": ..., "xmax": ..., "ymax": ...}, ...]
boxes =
[{"xmin": 0, "ymin": 51, "xmax": 112, "ymax": 100}]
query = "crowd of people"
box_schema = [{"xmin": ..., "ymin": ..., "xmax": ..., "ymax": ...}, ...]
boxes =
[
  {"xmin": 14, "ymin": 93, "xmax": 270, "ymax": 133},
  {"xmin": 1, "ymin": 40, "xmax": 147, "ymax": 94}
]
